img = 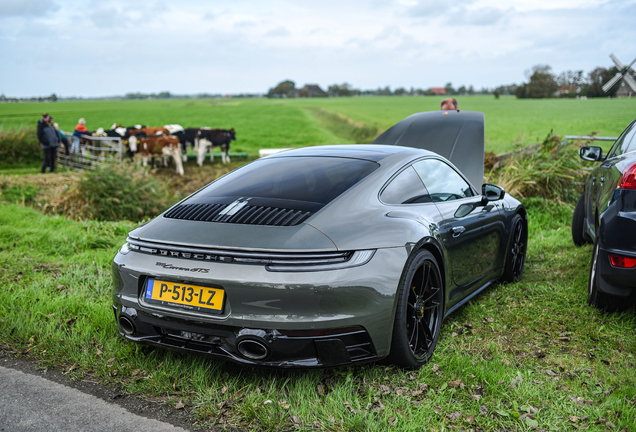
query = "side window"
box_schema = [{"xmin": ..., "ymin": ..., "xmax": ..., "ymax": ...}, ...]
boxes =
[
  {"xmin": 381, "ymin": 166, "xmax": 432, "ymax": 204},
  {"xmin": 609, "ymin": 121, "xmax": 636, "ymax": 158},
  {"xmin": 412, "ymin": 159, "xmax": 474, "ymax": 202}
]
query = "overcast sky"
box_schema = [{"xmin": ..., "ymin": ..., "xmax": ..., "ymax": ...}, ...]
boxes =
[{"xmin": 1, "ymin": 0, "xmax": 635, "ymax": 98}]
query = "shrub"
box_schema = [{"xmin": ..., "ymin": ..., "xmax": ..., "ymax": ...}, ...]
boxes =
[
  {"xmin": 485, "ymin": 130, "xmax": 588, "ymax": 204},
  {"xmin": 0, "ymin": 128, "xmax": 42, "ymax": 164},
  {"xmin": 46, "ymin": 164, "xmax": 170, "ymax": 221}
]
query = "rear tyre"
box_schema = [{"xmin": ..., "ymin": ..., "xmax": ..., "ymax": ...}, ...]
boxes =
[
  {"xmin": 572, "ymin": 193, "xmax": 591, "ymax": 246},
  {"xmin": 500, "ymin": 214, "xmax": 527, "ymax": 283},
  {"xmin": 388, "ymin": 249, "xmax": 444, "ymax": 369},
  {"xmin": 588, "ymin": 238, "xmax": 626, "ymax": 312}
]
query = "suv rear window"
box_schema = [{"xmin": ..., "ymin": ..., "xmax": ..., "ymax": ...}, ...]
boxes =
[{"xmin": 198, "ymin": 156, "xmax": 379, "ymax": 204}]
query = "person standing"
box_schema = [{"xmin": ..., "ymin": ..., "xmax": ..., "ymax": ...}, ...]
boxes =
[
  {"xmin": 53, "ymin": 122, "xmax": 69, "ymax": 155},
  {"xmin": 36, "ymin": 113, "xmax": 58, "ymax": 173},
  {"xmin": 71, "ymin": 118, "xmax": 91, "ymax": 153}
]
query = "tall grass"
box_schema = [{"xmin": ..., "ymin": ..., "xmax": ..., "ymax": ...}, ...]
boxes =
[
  {"xmin": 0, "ymin": 127, "xmax": 41, "ymax": 164},
  {"xmin": 45, "ymin": 164, "xmax": 170, "ymax": 221},
  {"xmin": 485, "ymin": 131, "xmax": 588, "ymax": 204}
]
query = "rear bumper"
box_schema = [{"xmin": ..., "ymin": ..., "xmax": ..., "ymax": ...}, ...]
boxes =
[
  {"xmin": 113, "ymin": 304, "xmax": 378, "ymax": 368},
  {"xmin": 597, "ymin": 194, "xmax": 636, "ymax": 297},
  {"xmin": 596, "ymin": 246, "xmax": 636, "ymax": 298}
]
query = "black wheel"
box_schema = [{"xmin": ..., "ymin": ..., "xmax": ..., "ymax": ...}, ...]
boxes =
[
  {"xmin": 388, "ymin": 249, "xmax": 444, "ymax": 369},
  {"xmin": 572, "ymin": 193, "xmax": 591, "ymax": 246},
  {"xmin": 588, "ymin": 238, "xmax": 626, "ymax": 312},
  {"xmin": 500, "ymin": 214, "xmax": 527, "ymax": 283}
]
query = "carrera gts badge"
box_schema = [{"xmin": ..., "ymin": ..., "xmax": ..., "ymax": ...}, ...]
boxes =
[{"xmin": 156, "ymin": 262, "xmax": 209, "ymax": 273}]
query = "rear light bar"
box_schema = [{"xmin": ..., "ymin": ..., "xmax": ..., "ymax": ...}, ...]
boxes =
[
  {"xmin": 617, "ymin": 163, "xmax": 636, "ymax": 190},
  {"xmin": 609, "ymin": 254, "xmax": 636, "ymax": 268}
]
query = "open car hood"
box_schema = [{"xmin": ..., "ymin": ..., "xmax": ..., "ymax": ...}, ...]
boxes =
[{"xmin": 372, "ymin": 110, "xmax": 485, "ymax": 189}]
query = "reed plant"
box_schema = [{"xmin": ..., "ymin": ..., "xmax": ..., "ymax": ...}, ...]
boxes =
[{"xmin": 486, "ymin": 131, "xmax": 589, "ymax": 204}]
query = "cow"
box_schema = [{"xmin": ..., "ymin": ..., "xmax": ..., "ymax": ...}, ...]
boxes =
[
  {"xmin": 128, "ymin": 126, "xmax": 169, "ymax": 137},
  {"xmin": 172, "ymin": 127, "xmax": 200, "ymax": 162},
  {"xmin": 135, "ymin": 136, "xmax": 184, "ymax": 175},
  {"xmin": 197, "ymin": 128, "xmax": 236, "ymax": 165}
]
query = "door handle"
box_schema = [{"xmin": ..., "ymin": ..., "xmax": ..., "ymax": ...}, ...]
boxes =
[{"xmin": 451, "ymin": 226, "xmax": 466, "ymax": 237}]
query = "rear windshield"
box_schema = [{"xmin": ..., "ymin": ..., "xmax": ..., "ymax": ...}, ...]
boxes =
[{"xmin": 198, "ymin": 156, "xmax": 379, "ymax": 204}]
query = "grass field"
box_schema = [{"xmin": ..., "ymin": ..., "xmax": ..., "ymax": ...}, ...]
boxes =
[
  {"xmin": 0, "ymin": 199, "xmax": 635, "ymax": 431},
  {"xmin": 2, "ymin": 96, "xmax": 635, "ymax": 154},
  {"xmin": 1, "ymin": 96, "xmax": 635, "ymax": 430}
]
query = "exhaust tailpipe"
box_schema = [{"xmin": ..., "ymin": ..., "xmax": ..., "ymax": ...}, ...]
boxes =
[
  {"xmin": 118, "ymin": 315, "xmax": 136, "ymax": 336},
  {"xmin": 237, "ymin": 338, "xmax": 270, "ymax": 360}
]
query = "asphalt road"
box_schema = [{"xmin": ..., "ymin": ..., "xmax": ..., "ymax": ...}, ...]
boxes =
[{"xmin": 0, "ymin": 365, "xmax": 189, "ymax": 432}]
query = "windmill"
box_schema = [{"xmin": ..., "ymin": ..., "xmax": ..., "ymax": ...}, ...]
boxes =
[{"xmin": 602, "ymin": 53, "xmax": 636, "ymax": 94}]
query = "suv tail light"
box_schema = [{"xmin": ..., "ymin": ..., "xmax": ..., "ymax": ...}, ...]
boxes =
[
  {"xmin": 617, "ymin": 163, "xmax": 636, "ymax": 190},
  {"xmin": 609, "ymin": 254, "xmax": 636, "ymax": 268}
]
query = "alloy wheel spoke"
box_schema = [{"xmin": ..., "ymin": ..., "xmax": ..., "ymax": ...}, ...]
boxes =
[
  {"xmin": 409, "ymin": 317, "xmax": 420, "ymax": 347},
  {"xmin": 423, "ymin": 300, "xmax": 439, "ymax": 311},
  {"xmin": 420, "ymin": 263, "xmax": 430, "ymax": 294},
  {"xmin": 418, "ymin": 321, "xmax": 429, "ymax": 351},
  {"xmin": 422, "ymin": 320, "xmax": 434, "ymax": 346},
  {"xmin": 422, "ymin": 286, "xmax": 439, "ymax": 304}
]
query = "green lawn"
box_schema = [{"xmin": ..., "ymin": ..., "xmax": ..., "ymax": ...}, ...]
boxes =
[
  {"xmin": 2, "ymin": 96, "xmax": 634, "ymax": 154},
  {"xmin": 0, "ymin": 200, "xmax": 634, "ymax": 431}
]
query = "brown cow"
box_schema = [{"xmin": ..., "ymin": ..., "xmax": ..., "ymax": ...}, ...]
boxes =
[
  {"xmin": 135, "ymin": 136, "xmax": 184, "ymax": 175},
  {"xmin": 127, "ymin": 126, "xmax": 170, "ymax": 141}
]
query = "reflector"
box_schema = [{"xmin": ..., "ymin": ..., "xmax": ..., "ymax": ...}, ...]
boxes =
[{"xmin": 609, "ymin": 254, "xmax": 636, "ymax": 268}]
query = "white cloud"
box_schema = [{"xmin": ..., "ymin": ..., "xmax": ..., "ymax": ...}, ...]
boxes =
[{"xmin": 0, "ymin": 0, "xmax": 634, "ymax": 97}]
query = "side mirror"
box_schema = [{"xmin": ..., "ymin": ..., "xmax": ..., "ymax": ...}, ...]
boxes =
[
  {"xmin": 580, "ymin": 146, "xmax": 604, "ymax": 162},
  {"xmin": 482, "ymin": 183, "xmax": 505, "ymax": 202}
]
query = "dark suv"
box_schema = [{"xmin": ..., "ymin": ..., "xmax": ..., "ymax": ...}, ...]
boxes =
[{"xmin": 572, "ymin": 118, "xmax": 636, "ymax": 311}]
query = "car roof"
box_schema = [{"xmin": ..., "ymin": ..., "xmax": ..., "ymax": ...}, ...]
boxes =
[{"xmin": 265, "ymin": 144, "xmax": 417, "ymax": 162}]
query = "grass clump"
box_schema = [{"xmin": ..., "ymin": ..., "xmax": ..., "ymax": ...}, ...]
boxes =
[
  {"xmin": 47, "ymin": 164, "xmax": 169, "ymax": 222},
  {"xmin": 0, "ymin": 128, "xmax": 42, "ymax": 164},
  {"xmin": 486, "ymin": 130, "xmax": 589, "ymax": 203},
  {"xmin": 0, "ymin": 183, "xmax": 40, "ymax": 206}
]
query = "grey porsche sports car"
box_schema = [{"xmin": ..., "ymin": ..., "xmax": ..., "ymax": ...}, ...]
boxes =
[{"xmin": 112, "ymin": 111, "xmax": 527, "ymax": 369}]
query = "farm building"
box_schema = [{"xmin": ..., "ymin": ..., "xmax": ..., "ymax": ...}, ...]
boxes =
[{"xmin": 298, "ymin": 84, "xmax": 327, "ymax": 98}]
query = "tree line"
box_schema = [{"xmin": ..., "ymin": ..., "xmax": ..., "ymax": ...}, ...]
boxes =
[{"xmin": 267, "ymin": 63, "xmax": 624, "ymax": 99}]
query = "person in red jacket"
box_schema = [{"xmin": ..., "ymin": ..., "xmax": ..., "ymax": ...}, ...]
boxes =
[{"xmin": 71, "ymin": 118, "xmax": 92, "ymax": 153}]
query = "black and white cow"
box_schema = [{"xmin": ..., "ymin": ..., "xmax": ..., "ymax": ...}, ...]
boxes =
[
  {"xmin": 197, "ymin": 128, "xmax": 236, "ymax": 165},
  {"xmin": 172, "ymin": 127, "xmax": 201, "ymax": 162}
]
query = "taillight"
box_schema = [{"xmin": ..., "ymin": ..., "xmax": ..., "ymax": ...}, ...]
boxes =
[
  {"xmin": 609, "ymin": 254, "xmax": 636, "ymax": 268},
  {"xmin": 617, "ymin": 163, "xmax": 636, "ymax": 190}
]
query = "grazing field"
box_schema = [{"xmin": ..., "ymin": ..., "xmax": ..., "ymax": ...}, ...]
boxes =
[
  {"xmin": 1, "ymin": 96, "xmax": 635, "ymax": 155},
  {"xmin": 0, "ymin": 200, "xmax": 635, "ymax": 431},
  {"xmin": 1, "ymin": 96, "xmax": 635, "ymax": 430}
]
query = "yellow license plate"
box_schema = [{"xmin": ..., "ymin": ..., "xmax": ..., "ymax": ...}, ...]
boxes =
[{"xmin": 143, "ymin": 279, "xmax": 225, "ymax": 313}]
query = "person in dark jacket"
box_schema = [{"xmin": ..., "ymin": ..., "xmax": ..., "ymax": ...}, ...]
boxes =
[{"xmin": 36, "ymin": 113, "xmax": 58, "ymax": 173}]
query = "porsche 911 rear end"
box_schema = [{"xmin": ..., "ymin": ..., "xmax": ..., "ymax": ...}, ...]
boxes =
[
  {"xmin": 111, "ymin": 237, "xmax": 406, "ymax": 367},
  {"xmin": 111, "ymin": 149, "xmax": 408, "ymax": 367}
]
